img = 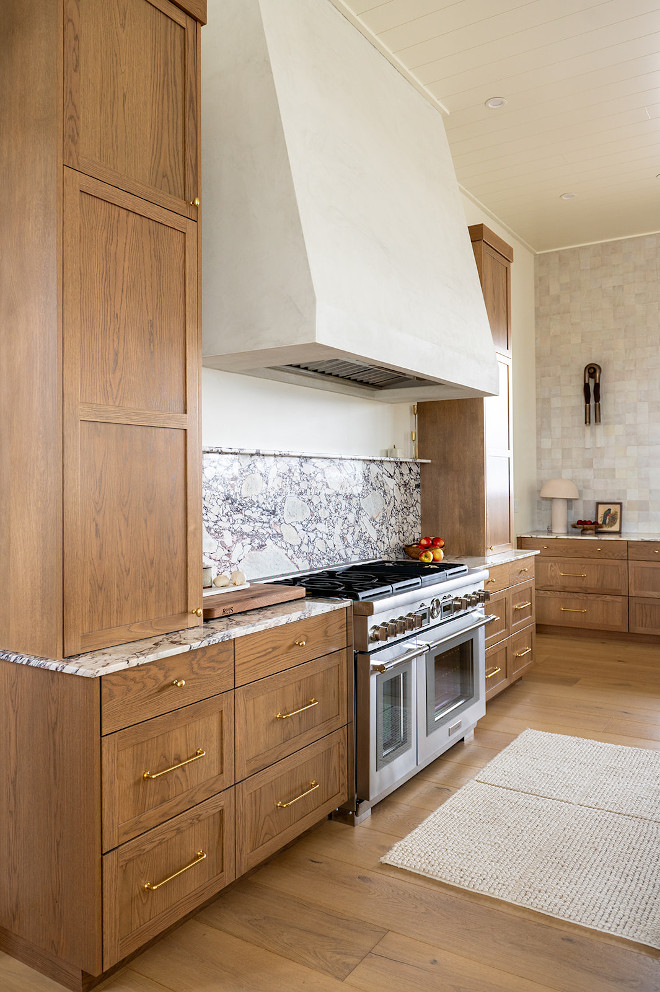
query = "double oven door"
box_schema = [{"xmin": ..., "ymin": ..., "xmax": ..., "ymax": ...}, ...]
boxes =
[{"xmin": 357, "ymin": 614, "xmax": 491, "ymax": 807}]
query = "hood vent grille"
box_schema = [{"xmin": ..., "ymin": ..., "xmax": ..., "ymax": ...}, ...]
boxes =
[{"xmin": 272, "ymin": 360, "xmax": 428, "ymax": 391}]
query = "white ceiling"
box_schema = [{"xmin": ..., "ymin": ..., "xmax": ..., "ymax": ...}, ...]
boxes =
[{"xmin": 329, "ymin": 0, "xmax": 660, "ymax": 252}]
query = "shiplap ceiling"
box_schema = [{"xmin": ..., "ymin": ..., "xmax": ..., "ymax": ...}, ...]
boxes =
[{"xmin": 329, "ymin": 0, "xmax": 660, "ymax": 252}]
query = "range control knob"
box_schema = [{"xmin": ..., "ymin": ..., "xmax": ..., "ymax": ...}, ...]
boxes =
[
  {"xmin": 404, "ymin": 613, "xmax": 417, "ymax": 631},
  {"xmin": 477, "ymin": 589, "xmax": 491, "ymax": 603},
  {"xmin": 396, "ymin": 617, "xmax": 407, "ymax": 634},
  {"xmin": 429, "ymin": 598, "xmax": 441, "ymax": 619},
  {"xmin": 387, "ymin": 621, "xmax": 399, "ymax": 637},
  {"xmin": 413, "ymin": 611, "xmax": 425, "ymax": 628},
  {"xmin": 370, "ymin": 624, "xmax": 389, "ymax": 642},
  {"xmin": 468, "ymin": 593, "xmax": 480, "ymax": 607},
  {"xmin": 451, "ymin": 598, "xmax": 463, "ymax": 613}
]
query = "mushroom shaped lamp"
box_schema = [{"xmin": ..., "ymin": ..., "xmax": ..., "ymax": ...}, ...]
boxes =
[{"xmin": 540, "ymin": 479, "xmax": 579, "ymax": 534}]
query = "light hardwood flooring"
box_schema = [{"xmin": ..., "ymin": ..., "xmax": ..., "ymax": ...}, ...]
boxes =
[{"xmin": 2, "ymin": 631, "xmax": 659, "ymax": 992}]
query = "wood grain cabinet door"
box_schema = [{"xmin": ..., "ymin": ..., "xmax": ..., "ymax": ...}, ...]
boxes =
[
  {"xmin": 62, "ymin": 171, "xmax": 201, "ymax": 655},
  {"xmin": 484, "ymin": 356, "xmax": 513, "ymax": 554},
  {"xmin": 64, "ymin": 0, "xmax": 199, "ymax": 217}
]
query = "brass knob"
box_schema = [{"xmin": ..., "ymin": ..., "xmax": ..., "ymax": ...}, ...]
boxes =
[
  {"xmin": 190, "ymin": 197, "xmax": 200, "ymax": 206},
  {"xmin": 488, "ymin": 546, "xmax": 494, "ymax": 551},
  {"xmin": 191, "ymin": 608, "xmax": 202, "ymax": 617},
  {"xmin": 295, "ymin": 639, "xmax": 307, "ymax": 647},
  {"xmin": 172, "ymin": 679, "xmax": 186, "ymax": 688}
]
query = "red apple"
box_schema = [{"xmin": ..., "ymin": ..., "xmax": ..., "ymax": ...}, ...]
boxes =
[
  {"xmin": 431, "ymin": 537, "xmax": 445, "ymax": 548},
  {"xmin": 418, "ymin": 536, "xmax": 432, "ymax": 548},
  {"xmin": 431, "ymin": 548, "xmax": 444, "ymax": 561},
  {"xmin": 419, "ymin": 549, "xmax": 433, "ymax": 562}
]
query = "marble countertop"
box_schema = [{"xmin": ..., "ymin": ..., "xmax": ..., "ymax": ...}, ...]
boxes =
[
  {"xmin": 519, "ymin": 532, "xmax": 660, "ymax": 542},
  {"xmin": 444, "ymin": 548, "xmax": 540, "ymax": 568},
  {"xmin": 0, "ymin": 598, "xmax": 350, "ymax": 679}
]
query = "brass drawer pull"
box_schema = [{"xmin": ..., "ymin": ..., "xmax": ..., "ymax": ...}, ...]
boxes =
[
  {"xmin": 514, "ymin": 601, "xmax": 532, "ymax": 610},
  {"xmin": 485, "ymin": 667, "xmax": 502, "ymax": 679},
  {"xmin": 276, "ymin": 780, "xmax": 319, "ymax": 808},
  {"xmin": 172, "ymin": 679, "xmax": 186, "ymax": 688},
  {"xmin": 519, "ymin": 567, "xmax": 529, "ymax": 573},
  {"xmin": 143, "ymin": 850, "xmax": 206, "ymax": 891},
  {"xmin": 560, "ymin": 572, "xmax": 587, "ymax": 577},
  {"xmin": 515, "ymin": 647, "xmax": 532, "ymax": 658},
  {"xmin": 276, "ymin": 698, "xmax": 319, "ymax": 720},
  {"xmin": 143, "ymin": 747, "xmax": 206, "ymax": 780},
  {"xmin": 560, "ymin": 608, "xmax": 587, "ymax": 613},
  {"xmin": 295, "ymin": 639, "xmax": 307, "ymax": 647},
  {"xmin": 486, "ymin": 578, "xmax": 496, "ymax": 584}
]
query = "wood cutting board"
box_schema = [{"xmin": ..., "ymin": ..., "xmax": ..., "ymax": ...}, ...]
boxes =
[{"xmin": 202, "ymin": 582, "xmax": 306, "ymax": 619}]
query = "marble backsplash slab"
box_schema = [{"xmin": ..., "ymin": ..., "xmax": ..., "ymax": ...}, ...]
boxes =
[{"xmin": 202, "ymin": 448, "xmax": 422, "ymax": 579}]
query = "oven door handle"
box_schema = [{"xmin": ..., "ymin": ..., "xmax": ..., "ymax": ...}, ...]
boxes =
[
  {"xmin": 370, "ymin": 643, "xmax": 430, "ymax": 674},
  {"xmin": 420, "ymin": 613, "xmax": 498, "ymax": 653}
]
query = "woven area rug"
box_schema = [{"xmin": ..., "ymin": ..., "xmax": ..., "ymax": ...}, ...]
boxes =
[{"xmin": 381, "ymin": 729, "xmax": 660, "ymax": 949}]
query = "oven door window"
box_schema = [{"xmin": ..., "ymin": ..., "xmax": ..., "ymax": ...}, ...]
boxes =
[
  {"xmin": 376, "ymin": 662, "xmax": 414, "ymax": 771},
  {"xmin": 426, "ymin": 640, "xmax": 475, "ymax": 734}
]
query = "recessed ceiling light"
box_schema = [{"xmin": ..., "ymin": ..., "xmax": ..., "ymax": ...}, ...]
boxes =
[
  {"xmin": 560, "ymin": 192, "xmax": 577, "ymax": 200},
  {"xmin": 485, "ymin": 97, "xmax": 507, "ymax": 109}
]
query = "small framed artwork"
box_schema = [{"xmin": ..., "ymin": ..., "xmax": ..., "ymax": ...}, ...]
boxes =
[{"xmin": 595, "ymin": 501, "xmax": 622, "ymax": 533}]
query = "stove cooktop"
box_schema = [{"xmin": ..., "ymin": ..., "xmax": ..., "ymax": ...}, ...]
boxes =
[{"xmin": 272, "ymin": 559, "xmax": 469, "ymax": 601}]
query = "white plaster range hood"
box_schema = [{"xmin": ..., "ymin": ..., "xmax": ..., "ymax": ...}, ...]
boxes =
[{"xmin": 201, "ymin": 0, "xmax": 499, "ymax": 403}]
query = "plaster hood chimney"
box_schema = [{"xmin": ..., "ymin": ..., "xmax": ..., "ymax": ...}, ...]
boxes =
[{"xmin": 202, "ymin": 0, "xmax": 499, "ymax": 403}]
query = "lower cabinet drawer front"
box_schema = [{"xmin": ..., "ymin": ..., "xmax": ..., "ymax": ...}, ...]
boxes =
[
  {"xmin": 235, "ymin": 650, "xmax": 348, "ymax": 779},
  {"xmin": 103, "ymin": 790, "xmax": 235, "ymax": 968},
  {"xmin": 629, "ymin": 598, "xmax": 660, "ymax": 636},
  {"xmin": 628, "ymin": 541, "xmax": 660, "ymax": 561},
  {"xmin": 510, "ymin": 580, "xmax": 535, "ymax": 632},
  {"xmin": 518, "ymin": 538, "xmax": 627, "ymax": 560},
  {"xmin": 236, "ymin": 728, "xmax": 347, "ymax": 876},
  {"xmin": 485, "ymin": 590, "xmax": 509, "ymax": 647},
  {"xmin": 234, "ymin": 610, "xmax": 348, "ymax": 686},
  {"xmin": 484, "ymin": 562, "xmax": 510, "ymax": 595},
  {"xmin": 509, "ymin": 558, "xmax": 535, "ymax": 586},
  {"xmin": 536, "ymin": 591, "xmax": 627, "ymax": 631},
  {"xmin": 629, "ymin": 561, "xmax": 660, "ymax": 599},
  {"xmin": 509, "ymin": 625, "xmax": 535, "ymax": 679},
  {"xmin": 485, "ymin": 641, "xmax": 509, "ymax": 699},
  {"xmin": 536, "ymin": 557, "xmax": 628, "ymax": 596},
  {"xmin": 101, "ymin": 640, "xmax": 234, "ymax": 734},
  {"xmin": 102, "ymin": 694, "xmax": 234, "ymax": 850}
]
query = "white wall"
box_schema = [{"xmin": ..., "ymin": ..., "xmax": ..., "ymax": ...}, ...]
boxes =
[
  {"xmin": 460, "ymin": 195, "xmax": 538, "ymax": 537},
  {"xmin": 202, "ymin": 368, "xmax": 414, "ymax": 457}
]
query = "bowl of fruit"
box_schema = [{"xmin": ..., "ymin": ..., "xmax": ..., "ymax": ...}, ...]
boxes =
[
  {"xmin": 404, "ymin": 536, "xmax": 445, "ymax": 562},
  {"xmin": 572, "ymin": 519, "xmax": 599, "ymax": 534}
]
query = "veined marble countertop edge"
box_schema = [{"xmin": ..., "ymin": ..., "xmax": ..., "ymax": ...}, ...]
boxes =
[
  {"xmin": 0, "ymin": 598, "xmax": 351, "ymax": 679},
  {"xmin": 519, "ymin": 531, "xmax": 660, "ymax": 542}
]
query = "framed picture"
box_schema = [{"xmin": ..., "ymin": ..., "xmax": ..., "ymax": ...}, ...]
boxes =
[{"xmin": 595, "ymin": 501, "xmax": 622, "ymax": 533}]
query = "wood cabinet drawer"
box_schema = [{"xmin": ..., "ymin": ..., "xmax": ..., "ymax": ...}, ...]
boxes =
[
  {"xmin": 536, "ymin": 591, "xmax": 627, "ymax": 631},
  {"xmin": 484, "ymin": 590, "xmax": 509, "ymax": 647},
  {"xmin": 628, "ymin": 541, "xmax": 660, "ymax": 561},
  {"xmin": 629, "ymin": 561, "xmax": 660, "ymax": 599},
  {"xmin": 234, "ymin": 610, "xmax": 348, "ymax": 687},
  {"xmin": 537, "ymin": 558, "xmax": 628, "ymax": 596},
  {"xmin": 235, "ymin": 649, "xmax": 348, "ymax": 780},
  {"xmin": 629, "ymin": 598, "xmax": 660, "ymax": 635},
  {"xmin": 236, "ymin": 729, "xmax": 347, "ymax": 876},
  {"xmin": 101, "ymin": 641, "xmax": 234, "ymax": 734},
  {"xmin": 102, "ymin": 694, "xmax": 234, "ymax": 850},
  {"xmin": 518, "ymin": 538, "xmax": 627, "ymax": 559},
  {"xmin": 485, "ymin": 641, "xmax": 508, "ymax": 699},
  {"xmin": 509, "ymin": 557, "xmax": 535, "ymax": 585},
  {"xmin": 510, "ymin": 579, "xmax": 535, "ymax": 632},
  {"xmin": 509, "ymin": 625, "xmax": 535, "ymax": 679},
  {"xmin": 103, "ymin": 790, "xmax": 235, "ymax": 968},
  {"xmin": 484, "ymin": 561, "xmax": 510, "ymax": 594}
]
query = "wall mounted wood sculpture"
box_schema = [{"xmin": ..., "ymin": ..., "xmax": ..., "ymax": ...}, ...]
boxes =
[{"xmin": 584, "ymin": 363, "xmax": 602, "ymax": 424}]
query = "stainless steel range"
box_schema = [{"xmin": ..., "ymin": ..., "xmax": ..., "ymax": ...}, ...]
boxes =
[{"xmin": 275, "ymin": 559, "xmax": 494, "ymax": 823}]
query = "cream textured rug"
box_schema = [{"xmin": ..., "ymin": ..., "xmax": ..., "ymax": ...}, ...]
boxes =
[{"xmin": 381, "ymin": 729, "xmax": 660, "ymax": 949}]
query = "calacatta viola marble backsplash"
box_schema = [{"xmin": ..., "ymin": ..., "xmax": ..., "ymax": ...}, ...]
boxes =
[{"xmin": 202, "ymin": 448, "xmax": 422, "ymax": 579}]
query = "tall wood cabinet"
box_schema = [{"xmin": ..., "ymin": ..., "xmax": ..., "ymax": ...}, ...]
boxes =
[
  {"xmin": 1, "ymin": 0, "xmax": 206, "ymax": 659},
  {"xmin": 420, "ymin": 225, "xmax": 514, "ymax": 556}
]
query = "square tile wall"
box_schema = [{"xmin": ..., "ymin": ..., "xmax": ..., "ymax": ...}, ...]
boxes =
[{"xmin": 535, "ymin": 234, "xmax": 660, "ymax": 534}]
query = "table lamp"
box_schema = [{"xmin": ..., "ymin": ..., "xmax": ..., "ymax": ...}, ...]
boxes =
[{"xmin": 540, "ymin": 478, "xmax": 579, "ymax": 534}]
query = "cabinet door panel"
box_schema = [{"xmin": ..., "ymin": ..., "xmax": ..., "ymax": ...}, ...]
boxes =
[
  {"xmin": 485, "ymin": 590, "xmax": 509, "ymax": 647},
  {"xmin": 484, "ymin": 357, "xmax": 513, "ymax": 553},
  {"xmin": 629, "ymin": 561, "xmax": 660, "ymax": 599},
  {"xmin": 64, "ymin": 0, "xmax": 198, "ymax": 216},
  {"xmin": 485, "ymin": 640, "xmax": 509, "ymax": 699},
  {"xmin": 536, "ymin": 591, "xmax": 627, "ymax": 631}
]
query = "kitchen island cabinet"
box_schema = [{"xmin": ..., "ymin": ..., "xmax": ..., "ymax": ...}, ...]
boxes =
[
  {"xmin": 1, "ymin": 0, "xmax": 205, "ymax": 662},
  {"xmin": 0, "ymin": 600, "xmax": 351, "ymax": 990}
]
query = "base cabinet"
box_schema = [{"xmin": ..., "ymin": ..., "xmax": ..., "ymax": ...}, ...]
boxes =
[
  {"xmin": 0, "ymin": 608, "xmax": 351, "ymax": 989},
  {"xmin": 484, "ymin": 558, "xmax": 536, "ymax": 701}
]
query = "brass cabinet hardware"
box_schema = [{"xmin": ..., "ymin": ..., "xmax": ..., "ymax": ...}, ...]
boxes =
[
  {"xmin": 190, "ymin": 197, "xmax": 200, "ymax": 206},
  {"xmin": 543, "ymin": 545, "xmax": 549, "ymax": 549},
  {"xmin": 144, "ymin": 850, "xmax": 206, "ymax": 891},
  {"xmin": 276, "ymin": 698, "xmax": 319, "ymax": 720},
  {"xmin": 488, "ymin": 546, "xmax": 494, "ymax": 551},
  {"xmin": 143, "ymin": 747, "xmax": 206, "ymax": 780},
  {"xmin": 485, "ymin": 667, "xmax": 502, "ymax": 679},
  {"xmin": 519, "ymin": 567, "xmax": 529, "ymax": 572},
  {"xmin": 486, "ymin": 578, "xmax": 496, "ymax": 584},
  {"xmin": 655, "ymin": 550, "xmax": 659, "ymax": 554},
  {"xmin": 560, "ymin": 572, "xmax": 587, "ymax": 577},
  {"xmin": 191, "ymin": 608, "xmax": 202, "ymax": 617},
  {"xmin": 514, "ymin": 601, "xmax": 532, "ymax": 610},
  {"xmin": 172, "ymin": 679, "xmax": 186, "ymax": 688},
  {"xmin": 294, "ymin": 639, "xmax": 307, "ymax": 647},
  {"xmin": 515, "ymin": 647, "xmax": 532, "ymax": 658},
  {"xmin": 560, "ymin": 607, "xmax": 587, "ymax": 613},
  {"xmin": 596, "ymin": 548, "xmax": 603, "ymax": 551},
  {"xmin": 276, "ymin": 780, "xmax": 319, "ymax": 808}
]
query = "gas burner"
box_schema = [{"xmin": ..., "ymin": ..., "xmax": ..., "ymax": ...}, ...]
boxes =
[{"xmin": 272, "ymin": 559, "xmax": 469, "ymax": 601}]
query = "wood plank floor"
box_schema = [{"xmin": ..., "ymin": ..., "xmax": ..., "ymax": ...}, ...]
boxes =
[{"xmin": 2, "ymin": 632, "xmax": 659, "ymax": 992}]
